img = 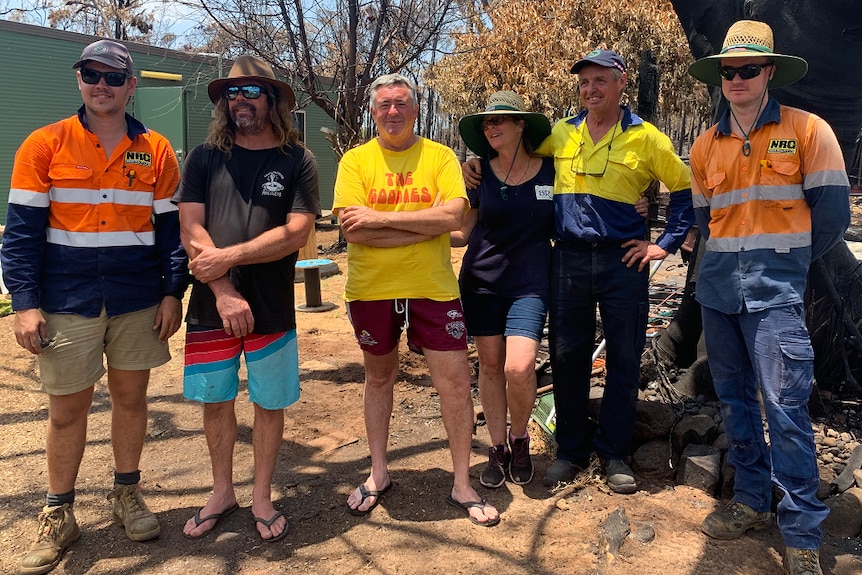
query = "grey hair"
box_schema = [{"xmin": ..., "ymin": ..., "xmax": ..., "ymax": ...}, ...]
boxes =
[{"xmin": 369, "ymin": 74, "xmax": 418, "ymax": 108}]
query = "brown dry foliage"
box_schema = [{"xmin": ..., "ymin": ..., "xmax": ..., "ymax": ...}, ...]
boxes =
[{"xmin": 427, "ymin": 0, "xmax": 709, "ymax": 123}]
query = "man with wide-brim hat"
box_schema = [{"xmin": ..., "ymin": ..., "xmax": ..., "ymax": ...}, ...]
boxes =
[
  {"xmin": 688, "ymin": 20, "xmax": 850, "ymax": 575},
  {"xmin": 174, "ymin": 53, "xmax": 319, "ymax": 542},
  {"xmin": 453, "ymin": 91, "xmax": 553, "ymax": 489}
]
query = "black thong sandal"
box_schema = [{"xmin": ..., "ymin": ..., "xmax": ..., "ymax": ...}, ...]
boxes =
[
  {"xmin": 445, "ymin": 495, "xmax": 500, "ymax": 527},
  {"xmin": 253, "ymin": 510, "xmax": 289, "ymax": 543},
  {"xmin": 183, "ymin": 502, "xmax": 240, "ymax": 539},
  {"xmin": 346, "ymin": 482, "xmax": 393, "ymax": 517}
]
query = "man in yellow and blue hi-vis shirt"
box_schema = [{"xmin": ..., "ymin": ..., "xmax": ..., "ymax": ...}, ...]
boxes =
[
  {"xmin": 536, "ymin": 49, "xmax": 694, "ymax": 493},
  {"xmin": 688, "ymin": 20, "xmax": 850, "ymax": 575},
  {"xmin": 1, "ymin": 39, "xmax": 187, "ymax": 575}
]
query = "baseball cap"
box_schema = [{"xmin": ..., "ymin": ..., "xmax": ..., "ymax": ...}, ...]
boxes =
[
  {"xmin": 570, "ymin": 49, "xmax": 626, "ymax": 75},
  {"xmin": 72, "ymin": 40, "xmax": 134, "ymax": 75}
]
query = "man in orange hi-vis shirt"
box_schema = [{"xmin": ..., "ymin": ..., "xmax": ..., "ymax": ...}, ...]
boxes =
[{"xmin": 1, "ymin": 39, "xmax": 187, "ymax": 575}]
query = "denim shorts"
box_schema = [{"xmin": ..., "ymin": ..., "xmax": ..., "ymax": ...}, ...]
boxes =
[{"xmin": 460, "ymin": 292, "xmax": 547, "ymax": 342}]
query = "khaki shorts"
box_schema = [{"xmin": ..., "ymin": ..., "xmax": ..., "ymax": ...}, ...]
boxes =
[{"xmin": 37, "ymin": 305, "xmax": 170, "ymax": 395}]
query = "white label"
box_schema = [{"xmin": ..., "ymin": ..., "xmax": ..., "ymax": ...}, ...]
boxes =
[{"xmin": 535, "ymin": 185, "xmax": 553, "ymax": 200}]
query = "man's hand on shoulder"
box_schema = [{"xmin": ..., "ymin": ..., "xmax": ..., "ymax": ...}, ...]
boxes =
[
  {"xmin": 13, "ymin": 308, "xmax": 48, "ymax": 355},
  {"xmin": 462, "ymin": 158, "xmax": 482, "ymax": 189}
]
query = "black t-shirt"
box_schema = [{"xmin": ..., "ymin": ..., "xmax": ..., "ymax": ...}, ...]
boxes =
[
  {"xmin": 173, "ymin": 143, "xmax": 321, "ymax": 333},
  {"xmin": 459, "ymin": 157, "xmax": 555, "ymax": 299}
]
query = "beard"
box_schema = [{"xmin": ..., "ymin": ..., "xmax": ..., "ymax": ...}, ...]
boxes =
[{"xmin": 231, "ymin": 102, "xmax": 268, "ymax": 136}]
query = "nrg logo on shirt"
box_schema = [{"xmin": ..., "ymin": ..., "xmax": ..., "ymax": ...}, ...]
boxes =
[{"xmin": 767, "ymin": 139, "xmax": 798, "ymax": 154}]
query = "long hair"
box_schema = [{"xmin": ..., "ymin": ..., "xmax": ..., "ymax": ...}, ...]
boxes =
[{"xmin": 205, "ymin": 87, "xmax": 301, "ymax": 154}]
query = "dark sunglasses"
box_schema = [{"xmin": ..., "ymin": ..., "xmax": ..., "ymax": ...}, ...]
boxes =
[
  {"xmin": 480, "ymin": 115, "xmax": 511, "ymax": 130},
  {"xmin": 717, "ymin": 63, "xmax": 772, "ymax": 81},
  {"xmin": 80, "ymin": 68, "xmax": 130, "ymax": 87},
  {"xmin": 224, "ymin": 85, "xmax": 266, "ymax": 100}
]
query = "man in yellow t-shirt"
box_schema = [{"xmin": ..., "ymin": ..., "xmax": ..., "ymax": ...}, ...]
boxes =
[{"xmin": 333, "ymin": 73, "xmax": 499, "ymax": 527}]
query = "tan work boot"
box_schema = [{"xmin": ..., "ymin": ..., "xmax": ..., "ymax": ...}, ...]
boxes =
[
  {"xmin": 701, "ymin": 501, "xmax": 772, "ymax": 540},
  {"xmin": 19, "ymin": 504, "xmax": 81, "ymax": 575},
  {"xmin": 108, "ymin": 484, "xmax": 160, "ymax": 541},
  {"xmin": 783, "ymin": 548, "xmax": 823, "ymax": 575}
]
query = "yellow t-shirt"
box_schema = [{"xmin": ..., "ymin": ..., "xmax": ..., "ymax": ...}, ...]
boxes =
[{"xmin": 333, "ymin": 137, "xmax": 467, "ymax": 301}]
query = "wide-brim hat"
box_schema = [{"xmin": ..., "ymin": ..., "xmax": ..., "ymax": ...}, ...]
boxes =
[
  {"xmin": 688, "ymin": 20, "xmax": 807, "ymax": 88},
  {"xmin": 207, "ymin": 55, "xmax": 296, "ymax": 109},
  {"xmin": 458, "ymin": 91, "xmax": 551, "ymax": 159}
]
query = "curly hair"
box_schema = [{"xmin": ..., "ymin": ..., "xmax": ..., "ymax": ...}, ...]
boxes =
[{"xmin": 205, "ymin": 87, "xmax": 301, "ymax": 155}]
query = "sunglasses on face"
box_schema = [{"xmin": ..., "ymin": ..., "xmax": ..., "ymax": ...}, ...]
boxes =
[
  {"xmin": 224, "ymin": 85, "xmax": 266, "ymax": 100},
  {"xmin": 717, "ymin": 63, "xmax": 772, "ymax": 81},
  {"xmin": 481, "ymin": 115, "xmax": 511, "ymax": 130},
  {"xmin": 80, "ymin": 68, "xmax": 130, "ymax": 87}
]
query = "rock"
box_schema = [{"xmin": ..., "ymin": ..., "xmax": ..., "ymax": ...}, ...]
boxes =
[
  {"xmin": 676, "ymin": 444, "xmax": 721, "ymax": 494},
  {"xmin": 632, "ymin": 440, "xmax": 676, "ymax": 480},
  {"xmin": 630, "ymin": 521, "xmax": 656, "ymax": 544},
  {"xmin": 822, "ymin": 436, "xmax": 839, "ymax": 448},
  {"xmin": 601, "ymin": 506, "xmax": 631, "ymax": 558},
  {"xmin": 720, "ymin": 456, "xmax": 736, "ymax": 499},
  {"xmin": 854, "ymin": 469, "xmax": 862, "ymax": 489},
  {"xmin": 632, "ymin": 401, "xmax": 678, "ymax": 445},
  {"xmin": 831, "ymin": 445, "xmax": 862, "ymax": 493},
  {"xmin": 712, "ymin": 432, "xmax": 729, "ymax": 451},
  {"xmin": 672, "ymin": 414, "xmax": 718, "ymax": 453},
  {"xmin": 822, "ymin": 488, "xmax": 862, "ymax": 538}
]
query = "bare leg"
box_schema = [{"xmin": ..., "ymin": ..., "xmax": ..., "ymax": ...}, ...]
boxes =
[
  {"xmin": 107, "ymin": 367, "xmax": 150, "ymax": 474},
  {"xmin": 504, "ymin": 336, "xmax": 539, "ymax": 437},
  {"xmin": 474, "ymin": 336, "xmax": 508, "ymax": 446},
  {"xmin": 346, "ymin": 348, "xmax": 398, "ymax": 513},
  {"xmin": 47, "ymin": 387, "xmax": 95, "ymax": 494},
  {"xmin": 183, "ymin": 400, "xmax": 238, "ymax": 537},
  {"xmin": 250, "ymin": 404, "xmax": 286, "ymax": 540},
  {"xmin": 424, "ymin": 348, "xmax": 499, "ymax": 524}
]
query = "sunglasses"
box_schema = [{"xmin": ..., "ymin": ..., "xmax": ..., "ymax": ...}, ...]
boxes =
[
  {"xmin": 80, "ymin": 68, "xmax": 130, "ymax": 87},
  {"xmin": 480, "ymin": 115, "xmax": 511, "ymax": 130},
  {"xmin": 717, "ymin": 63, "xmax": 772, "ymax": 81},
  {"xmin": 224, "ymin": 85, "xmax": 266, "ymax": 100}
]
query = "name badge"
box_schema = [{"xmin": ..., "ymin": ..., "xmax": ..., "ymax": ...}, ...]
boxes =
[{"xmin": 535, "ymin": 185, "xmax": 553, "ymax": 201}]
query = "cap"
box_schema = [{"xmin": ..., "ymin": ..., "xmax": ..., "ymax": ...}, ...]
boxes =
[
  {"xmin": 72, "ymin": 40, "xmax": 134, "ymax": 75},
  {"xmin": 570, "ymin": 49, "xmax": 626, "ymax": 75}
]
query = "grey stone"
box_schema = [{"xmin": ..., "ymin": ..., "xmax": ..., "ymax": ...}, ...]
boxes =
[
  {"xmin": 672, "ymin": 414, "xmax": 719, "ymax": 453},
  {"xmin": 601, "ymin": 506, "xmax": 631, "ymax": 557},
  {"xmin": 676, "ymin": 444, "xmax": 721, "ymax": 494},
  {"xmin": 712, "ymin": 432, "xmax": 729, "ymax": 451},
  {"xmin": 823, "ymin": 488, "xmax": 862, "ymax": 538},
  {"xmin": 632, "ymin": 401, "xmax": 677, "ymax": 445},
  {"xmin": 630, "ymin": 521, "xmax": 656, "ymax": 544},
  {"xmin": 632, "ymin": 440, "xmax": 676, "ymax": 480},
  {"xmin": 832, "ymin": 445, "xmax": 862, "ymax": 493}
]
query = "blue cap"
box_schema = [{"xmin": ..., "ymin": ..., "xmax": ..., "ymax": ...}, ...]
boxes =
[{"xmin": 570, "ymin": 49, "xmax": 626, "ymax": 74}]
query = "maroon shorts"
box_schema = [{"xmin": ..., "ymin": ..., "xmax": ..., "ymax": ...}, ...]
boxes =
[{"xmin": 345, "ymin": 299, "xmax": 467, "ymax": 356}]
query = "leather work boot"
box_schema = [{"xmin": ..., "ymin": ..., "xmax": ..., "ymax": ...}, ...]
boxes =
[
  {"xmin": 603, "ymin": 459, "xmax": 637, "ymax": 494},
  {"xmin": 783, "ymin": 548, "xmax": 823, "ymax": 575},
  {"xmin": 108, "ymin": 484, "xmax": 161, "ymax": 541},
  {"xmin": 480, "ymin": 445, "xmax": 509, "ymax": 488},
  {"xmin": 542, "ymin": 458, "xmax": 583, "ymax": 486},
  {"xmin": 19, "ymin": 503, "xmax": 81, "ymax": 575},
  {"xmin": 701, "ymin": 501, "xmax": 772, "ymax": 540}
]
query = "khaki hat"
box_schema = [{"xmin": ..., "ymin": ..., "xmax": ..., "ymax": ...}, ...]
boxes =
[
  {"xmin": 207, "ymin": 55, "xmax": 296, "ymax": 109},
  {"xmin": 72, "ymin": 39, "xmax": 133, "ymax": 75},
  {"xmin": 688, "ymin": 20, "xmax": 808, "ymax": 88},
  {"xmin": 458, "ymin": 91, "xmax": 551, "ymax": 159}
]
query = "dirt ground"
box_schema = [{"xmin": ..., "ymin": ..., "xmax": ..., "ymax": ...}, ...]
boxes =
[{"xmin": 1, "ymin": 224, "xmax": 861, "ymax": 575}]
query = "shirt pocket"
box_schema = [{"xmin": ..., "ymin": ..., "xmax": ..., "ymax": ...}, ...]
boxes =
[
  {"xmin": 759, "ymin": 159, "xmax": 801, "ymax": 187},
  {"xmin": 704, "ymin": 170, "xmax": 727, "ymax": 197}
]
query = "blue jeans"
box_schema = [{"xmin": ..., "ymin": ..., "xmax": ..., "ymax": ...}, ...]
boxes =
[
  {"xmin": 702, "ymin": 304, "xmax": 829, "ymax": 549},
  {"xmin": 549, "ymin": 241, "xmax": 649, "ymax": 463}
]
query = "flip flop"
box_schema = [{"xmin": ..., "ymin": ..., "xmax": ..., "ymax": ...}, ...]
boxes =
[
  {"xmin": 183, "ymin": 502, "xmax": 239, "ymax": 539},
  {"xmin": 346, "ymin": 481, "xmax": 393, "ymax": 517},
  {"xmin": 253, "ymin": 510, "xmax": 289, "ymax": 543},
  {"xmin": 445, "ymin": 495, "xmax": 500, "ymax": 528}
]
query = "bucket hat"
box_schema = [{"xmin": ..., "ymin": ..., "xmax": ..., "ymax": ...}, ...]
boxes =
[
  {"xmin": 458, "ymin": 91, "xmax": 551, "ymax": 159},
  {"xmin": 688, "ymin": 20, "xmax": 807, "ymax": 88},
  {"xmin": 208, "ymin": 55, "xmax": 296, "ymax": 109}
]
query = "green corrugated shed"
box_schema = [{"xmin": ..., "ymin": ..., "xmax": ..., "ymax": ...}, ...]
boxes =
[{"xmin": 0, "ymin": 19, "xmax": 337, "ymax": 224}]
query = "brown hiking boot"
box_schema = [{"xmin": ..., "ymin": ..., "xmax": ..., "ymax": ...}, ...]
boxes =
[
  {"xmin": 108, "ymin": 484, "xmax": 160, "ymax": 541},
  {"xmin": 701, "ymin": 501, "xmax": 772, "ymax": 540},
  {"xmin": 783, "ymin": 548, "xmax": 823, "ymax": 575},
  {"xmin": 19, "ymin": 504, "xmax": 81, "ymax": 575}
]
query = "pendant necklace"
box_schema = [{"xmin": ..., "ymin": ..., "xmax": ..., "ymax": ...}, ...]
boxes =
[
  {"xmin": 728, "ymin": 89, "xmax": 768, "ymax": 157},
  {"xmin": 498, "ymin": 145, "xmax": 520, "ymax": 201}
]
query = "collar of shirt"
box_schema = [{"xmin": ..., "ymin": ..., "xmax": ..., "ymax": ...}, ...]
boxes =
[
  {"xmin": 715, "ymin": 97, "xmax": 781, "ymax": 137},
  {"xmin": 565, "ymin": 105, "xmax": 643, "ymax": 131},
  {"xmin": 77, "ymin": 104, "xmax": 149, "ymax": 139}
]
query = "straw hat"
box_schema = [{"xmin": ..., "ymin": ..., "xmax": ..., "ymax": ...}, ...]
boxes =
[
  {"xmin": 688, "ymin": 20, "xmax": 807, "ymax": 88},
  {"xmin": 207, "ymin": 55, "xmax": 296, "ymax": 109},
  {"xmin": 458, "ymin": 91, "xmax": 551, "ymax": 159}
]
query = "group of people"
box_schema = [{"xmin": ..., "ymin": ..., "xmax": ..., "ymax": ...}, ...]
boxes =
[{"xmin": 2, "ymin": 18, "xmax": 851, "ymax": 575}]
